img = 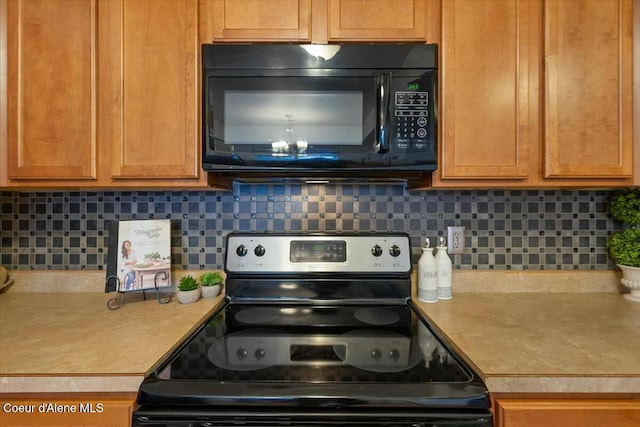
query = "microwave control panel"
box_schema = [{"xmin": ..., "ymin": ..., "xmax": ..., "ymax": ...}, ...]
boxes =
[
  {"xmin": 394, "ymin": 91, "xmax": 429, "ymax": 149},
  {"xmin": 391, "ymin": 75, "xmax": 434, "ymax": 152}
]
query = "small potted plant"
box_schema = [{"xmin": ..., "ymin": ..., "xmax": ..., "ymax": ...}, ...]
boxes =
[
  {"xmin": 144, "ymin": 251, "xmax": 161, "ymax": 263},
  {"xmin": 200, "ymin": 271, "xmax": 224, "ymax": 298},
  {"xmin": 176, "ymin": 275, "xmax": 201, "ymax": 304},
  {"xmin": 607, "ymin": 188, "xmax": 640, "ymax": 302}
]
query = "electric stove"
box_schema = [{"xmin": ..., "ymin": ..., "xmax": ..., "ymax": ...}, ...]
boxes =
[{"xmin": 133, "ymin": 232, "xmax": 492, "ymax": 427}]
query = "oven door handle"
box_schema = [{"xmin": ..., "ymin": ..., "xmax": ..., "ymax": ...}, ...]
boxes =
[{"xmin": 376, "ymin": 73, "xmax": 391, "ymax": 153}]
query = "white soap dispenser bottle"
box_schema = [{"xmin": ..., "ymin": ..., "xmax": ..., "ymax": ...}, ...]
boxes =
[
  {"xmin": 436, "ymin": 236, "xmax": 452, "ymax": 300},
  {"xmin": 418, "ymin": 238, "xmax": 438, "ymax": 303}
]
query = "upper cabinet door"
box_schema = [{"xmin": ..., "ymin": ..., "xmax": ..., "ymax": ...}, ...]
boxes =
[
  {"xmin": 107, "ymin": 0, "xmax": 200, "ymax": 179},
  {"xmin": 328, "ymin": 0, "xmax": 427, "ymax": 41},
  {"xmin": 207, "ymin": 0, "xmax": 311, "ymax": 42},
  {"xmin": 438, "ymin": 0, "xmax": 534, "ymax": 181},
  {"xmin": 544, "ymin": 0, "xmax": 633, "ymax": 179},
  {"xmin": 6, "ymin": 0, "xmax": 97, "ymax": 180}
]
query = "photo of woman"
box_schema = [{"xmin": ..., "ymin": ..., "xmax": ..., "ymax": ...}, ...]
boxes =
[{"xmin": 120, "ymin": 240, "xmax": 137, "ymax": 290}]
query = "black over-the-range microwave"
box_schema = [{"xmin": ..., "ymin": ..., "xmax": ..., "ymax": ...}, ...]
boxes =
[{"xmin": 202, "ymin": 44, "xmax": 437, "ymax": 182}]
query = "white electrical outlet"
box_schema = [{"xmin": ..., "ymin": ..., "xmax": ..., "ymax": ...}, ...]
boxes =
[{"xmin": 447, "ymin": 226, "xmax": 465, "ymax": 254}]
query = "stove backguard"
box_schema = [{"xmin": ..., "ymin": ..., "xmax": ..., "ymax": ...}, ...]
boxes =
[{"xmin": 223, "ymin": 232, "xmax": 414, "ymax": 304}]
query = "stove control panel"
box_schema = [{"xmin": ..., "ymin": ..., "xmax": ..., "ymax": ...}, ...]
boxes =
[{"xmin": 226, "ymin": 233, "xmax": 411, "ymax": 274}]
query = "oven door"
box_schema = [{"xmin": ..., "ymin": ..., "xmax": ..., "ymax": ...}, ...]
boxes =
[{"xmin": 204, "ymin": 75, "xmax": 383, "ymax": 171}]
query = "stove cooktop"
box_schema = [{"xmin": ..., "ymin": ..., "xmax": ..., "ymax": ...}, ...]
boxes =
[{"xmin": 155, "ymin": 303, "xmax": 470, "ymax": 383}]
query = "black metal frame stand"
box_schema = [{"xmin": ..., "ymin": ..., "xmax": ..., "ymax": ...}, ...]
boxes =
[{"xmin": 105, "ymin": 271, "xmax": 172, "ymax": 310}]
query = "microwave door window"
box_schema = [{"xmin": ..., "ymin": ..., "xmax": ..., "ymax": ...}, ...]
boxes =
[
  {"xmin": 207, "ymin": 77, "xmax": 379, "ymax": 167},
  {"xmin": 224, "ymin": 91, "xmax": 363, "ymax": 160}
]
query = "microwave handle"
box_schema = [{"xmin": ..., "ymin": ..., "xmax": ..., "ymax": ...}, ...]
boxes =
[
  {"xmin": 208, "ymin": 109, "xmax": 215, "ymax": 150},
  {"xmin": 376, "ymin": 73, "xmax": 391, "ymax": 153}
]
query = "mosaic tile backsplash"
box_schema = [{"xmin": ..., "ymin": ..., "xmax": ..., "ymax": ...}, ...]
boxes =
[{"xmin": 0, "ymin": 185, "xmax": 624, "ymax": 271}]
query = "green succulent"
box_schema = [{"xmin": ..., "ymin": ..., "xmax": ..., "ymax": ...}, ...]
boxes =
[
  {"xmin": 609, "ymin": 188, "xmax": 640, "ymax": 226},
  {"xmin": 608, "ymin": 228, "xmax": 640, "ymax": 268},
  {"xmin": 177, "ymin": 275, "xmax": 199, "ymax": 291},
  {"xmin": 607, "ymin": 188, "xmax": 640, "ymax": 268},
  {"xmin": 200, "ymin": 272, "xmax": 224, "ymax": 287}
]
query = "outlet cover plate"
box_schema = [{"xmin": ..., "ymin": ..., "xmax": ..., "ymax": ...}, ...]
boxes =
[{"xmin": 447, "ymin": 226, "xmax": 465, "ymax": 254}]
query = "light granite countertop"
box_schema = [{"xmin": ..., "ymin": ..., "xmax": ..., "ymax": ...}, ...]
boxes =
[
  {"xmin": 0, "ymin": 290, "xmax": 224, "ymax": 393},
  {"xmin": 1, "ymin": 270, "xmax": 639, "ymax": 395},
  {"xmin": 414, "ymin": 293, "xmax": 640, "ymax": 394}
]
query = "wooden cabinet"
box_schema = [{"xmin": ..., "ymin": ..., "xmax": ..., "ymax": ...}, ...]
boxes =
[
  {"xmin": 104, "ymin": 0, "xmax": 202, "ymax": 181},
  {"xmin": 4, "ymin": 0, "xmax": 97, "ymax": 181},
  {"xmin": 432, "ymin": 0, "xmax": 635, "ymax": 189},
  {"xmin": 543, "ymin": 0, "xmax": 633, "ymax": 180},
  {"xmin": 437, "ymin": 0, "xmax": 534, "ymax": 182},
  {"xmin": 1, "ymin": 0, "xmax": 219, "ymax": 189},
  {"xmin": 494, "ymin": 398, "xmax": 640, "ymax": 427},
  {"xmin": 205, "ymin": 0, "xmax": 311, "ymax": 42},
  {"xmin": 0, "ymin": 393, "xmax": 136, "ymax": 426},
  {"xmin": 327, "ymin": 0, "xmax": 432, "ymax": 42},
  {"xmin": 2, "ymin": 0, "xmax": 635, "ymax": 189},
  {"xmin": 202, "ymin": 0, "xmax": 438, "ymax": 43}
]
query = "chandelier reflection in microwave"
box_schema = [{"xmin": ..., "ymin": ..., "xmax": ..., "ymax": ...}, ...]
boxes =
[{"xmin": 272, "ymin": 114, "xmax": 308, "ymax": 155}]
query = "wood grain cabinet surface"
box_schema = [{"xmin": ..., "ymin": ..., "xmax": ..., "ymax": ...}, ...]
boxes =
[
  {"xmin": 1, "ymin": 0, "xmax": 213, "ymax": 189},
  {"xmin": 327, "ymin": 0, "xmax": 431, "ymax": 42},
  {"xmin": 494, "ymin": 398, "xmax": 640, "ymax": 427},
  {"xmin": 0, "ymin": 393, "xmax": 136, "ymax": 426},
  {"xmin": 1, "ymin": 0, "xmax": 635, "ymax": 189},
  {"xmin": 202, "ymin": 0, "xmax": 438, "ymax": 43},
  {"xmin": 431, "ymin": 0, "xmax": 635, "ymax": 189},
  {"xmin": 4, "ymin": 0, "xmax": 98, "ymax": 182},
  {"xmin": 437, "ymin": 0, "xmax": 533, "ymax": 183},
  {"xmin": 204, "ymin": 0, "xmax": 312, "ymax": 42},
  {"xmin": 104, "ymin": 0, "xmax": 202, "ymax": 182},
  {"xmin": 543, "ymin": 0, "xmax": 633, "ymax": 180}
]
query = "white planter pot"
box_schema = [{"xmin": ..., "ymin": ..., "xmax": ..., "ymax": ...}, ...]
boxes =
[
  {"xmin": 201, "ymin": 284, "xmax": 222, "ymax": 298},
  {"xmin": 618, "ymin": 265, "xmax": 640, "ymax": 302},
  {"xmin": 176, "ymin": 287, "xmax": 201, "ymax": 304}
]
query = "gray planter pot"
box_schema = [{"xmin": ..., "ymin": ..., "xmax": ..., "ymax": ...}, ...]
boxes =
[
  {"xmin": 201, "ymin": 284, "xmax": 221, "ymax": 298},
  {"xmin": 176, "ymin": 287, "xmax": 201, "ymax": 304}
]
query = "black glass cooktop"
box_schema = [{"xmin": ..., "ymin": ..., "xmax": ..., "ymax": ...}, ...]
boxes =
[{"xmin": 155, "ymin": 303, "xmax": 471, "ymax": 383}]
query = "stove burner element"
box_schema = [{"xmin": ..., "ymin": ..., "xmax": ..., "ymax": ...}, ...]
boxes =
[
  {"xmin": 234, "ymin": 307, "xmax": 279, "ymax": 324},
  {"xmin": 354, "ymin": 307, "xmax": 400, "ymax": 325}
]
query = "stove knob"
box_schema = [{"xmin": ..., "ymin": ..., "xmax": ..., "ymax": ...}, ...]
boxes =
[
  {"xmin": 236, "ymin": 348, "xmax": 248, "ymax": 360},
  {"xmin": 254, "ymin": 348, "xmax": 266, "ymax": 360},
  {"xmin": 389, "ymin": 349, "xmax": 400, "ymax": 361},
  {"xmin": 371, "ymin": 244, "xmax": 383, "ymax": 257},
  {"xmin": 236, "ymin": 244, "xmax": 248, "ymax": 257},
  {"xmin": 254, "ymin": 245, "xmax": 266, "ymax": 257},
  {"xmin": 371, "ymin": 349, "xmax": 382, "ymax": 361},
  {"xmin": 389, "ymin": 244, "xmax": 401, "ymax": 257}
]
